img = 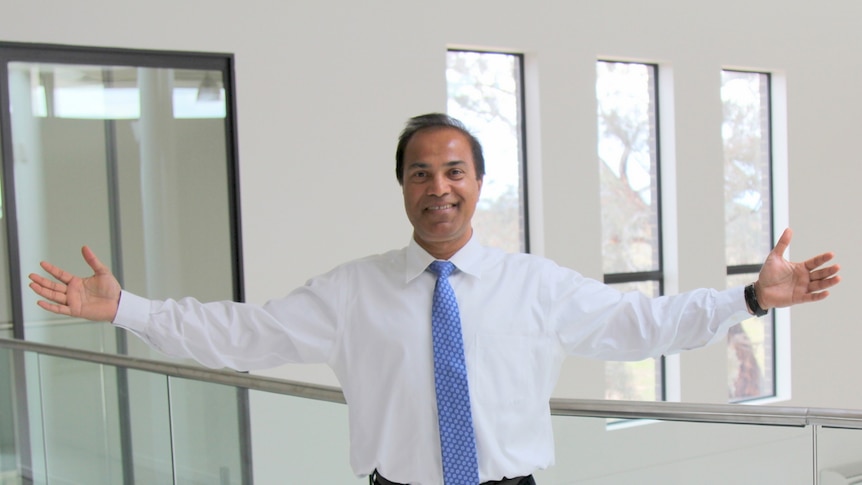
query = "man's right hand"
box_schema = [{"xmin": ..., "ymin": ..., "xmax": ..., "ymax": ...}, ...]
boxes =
[{"xmin": 29, "ymin": 246, "xmax": 122, "ymax": 322}]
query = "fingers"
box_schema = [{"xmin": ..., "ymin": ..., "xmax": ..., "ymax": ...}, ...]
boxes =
[
  {"xmin": 771, "ymin": 227, "xmax": 793, "ymax": 257},
  {"xmin": 81, "ymin": 245, "xmax": 110, "ymax": 275},
  {"xmin": 804, "ymin": 251, "xmax": 836, "ymax": 271},
  {"xmin": 36, "ymin": 246, "xmax": 109, "ymax": 284},
  {"xmin": 30, "ymin": 261, "xmax": 74, "ymax": 307},
  {"xmin": 810, "ymin": 274, "xmax": 841, "ymax": 292},
  {"xmin": 29, "ymin": 277, "xmax": 70, "ymax": 315},
  {"xmin": 28, "ymin": 278, "xmax": 68, "ymax": 306},
  {"xmin": 803, "ymin": 290, "xmax": 830, "ymax": 304},
  {"xmin": 36, "ymin": 299, "xmax": 71, "ymax": 316},
  {"xmin": 809, "ymin": 264, "xmax": 840, "ymax": 281},
  {"xmin": 28, "ymin": 272, "xmax": 66, "ymax": 292},
  {"xmin": 38, "ymin": 260, "xmax": 75, "ymax": 285}
]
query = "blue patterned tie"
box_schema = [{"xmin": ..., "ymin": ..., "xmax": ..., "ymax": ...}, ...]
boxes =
[{"xmin": 428, "ymin": 261, "xmax": 479, "ymax": 485}]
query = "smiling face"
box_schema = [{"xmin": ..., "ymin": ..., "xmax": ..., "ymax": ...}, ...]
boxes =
[{"xmin": 401, "ymin": 127, "xmax": 483, "ymax": 260}]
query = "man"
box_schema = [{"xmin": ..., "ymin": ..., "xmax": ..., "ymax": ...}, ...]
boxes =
[{"xmin": 29, "ymin": 113, "xmax": 840, "ymax": 485}]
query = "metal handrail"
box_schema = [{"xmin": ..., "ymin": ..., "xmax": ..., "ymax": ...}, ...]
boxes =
[
  {"xmin": 3, "ymin": 336, "xmax": 862, "ymax": 429},
  {"xmin": 549, "ymin": 398, "xmax": 862, "ymax": 428},
  {"xmin": 0, "ymin": 337, "xmax": 345, "ymax": 404}
]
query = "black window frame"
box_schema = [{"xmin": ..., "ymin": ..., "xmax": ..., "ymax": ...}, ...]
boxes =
[
  {"xmin": 597, "ymin": 59, "xmax": 666, "ymax": 401},
  {"xmin": 0, "ymin": 41, "xmax": 248, "ymax": 485},
  {"xmin": 722, "ymin": 68, "xmax": 777, "ymax": 403},
  {"xmin": 446, "ymin": 48, "xmax": 531, "ymax": 253}
]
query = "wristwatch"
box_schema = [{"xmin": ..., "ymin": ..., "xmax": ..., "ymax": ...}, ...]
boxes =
[{"xmin": 744, "ymin": 283, "xmax": 768, "ymax": 317}]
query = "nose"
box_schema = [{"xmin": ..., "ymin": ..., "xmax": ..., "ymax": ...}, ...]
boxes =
[{"xmin": 427, "ymin": 173, "xmax": 450, "ymax": 196}]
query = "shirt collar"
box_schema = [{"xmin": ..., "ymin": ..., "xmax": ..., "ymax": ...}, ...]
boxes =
[{"xmin": 405, "ymin": 233, "xmax": 484, "ymax": 283}]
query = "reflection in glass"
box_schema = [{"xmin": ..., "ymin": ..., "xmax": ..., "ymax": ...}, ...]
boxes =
[
  {"xmin": 7, "ymin": 62, "xmax": 233, "ymax": 354},
  {"xmin": 446, "ymin": 50, "xmax": 527, "ymax": 253},
  {"xmin": 16, "ymin": 64, "xmax": 226, "ymax": 120}
]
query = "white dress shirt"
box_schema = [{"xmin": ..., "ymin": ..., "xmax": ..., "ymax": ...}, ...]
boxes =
[{"xmin": 113, "ymin": 235, "xmax": 751, "ymax": 484}]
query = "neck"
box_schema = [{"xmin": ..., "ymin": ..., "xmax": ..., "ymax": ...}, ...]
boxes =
[{"xmin": 414, "ymin": 230, "xmax": 472, "ymax": 260}]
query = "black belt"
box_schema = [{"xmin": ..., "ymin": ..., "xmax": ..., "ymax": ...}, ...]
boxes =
[{"xmin": 371, "ymin": 470, "xmax": 535, "ymax": 485}]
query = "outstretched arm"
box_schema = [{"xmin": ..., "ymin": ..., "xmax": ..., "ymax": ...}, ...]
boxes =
[
  {"xmin": 753, "ymin": 228, "xmax": 841, "ymax": 311},
  {"xmin": 28, "ymin": 246, "xmax": 122, "ymax": 322}
]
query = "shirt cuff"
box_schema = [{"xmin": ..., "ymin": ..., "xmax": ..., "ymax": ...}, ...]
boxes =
[
  {"xmin": 112, "ymin": 290, "xmax": 154, "ymax": 333},
  {"xmin": 723, "ymin": 284, "xmax": 754, "ymax": 320}
]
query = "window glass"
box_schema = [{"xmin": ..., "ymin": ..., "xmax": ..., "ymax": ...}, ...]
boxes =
[
  {"xmin": 727, "ymin": 274, "xmax": 774, "ymax": 401},
  {"xmin": 604, "ymin": 281, "xmax": 662, "ymax": 402},
  {"xmin": 447, "ymin": 50, "xmax": 528, "ymax": 253},
  {"xmin": 7, "ymin": 62, "xmax": 235, "ymax": 350},
  {"xmin": 597, "ymin": 61, "xmax": 664, "ymax": 402},
  {"xmin": 722, "ymin": 70, "xmax": 775, "ymax": 401},
  {"xmin": 23, "ymin": 65, "xmax": 225, "ymax": 120},
  {"xmin": 723, "ymin": 70, "xmax": 772, "ymax": 265},
  {"xmin": 597, "ymin": 61, "xmax": 661, "ymax": 274}
]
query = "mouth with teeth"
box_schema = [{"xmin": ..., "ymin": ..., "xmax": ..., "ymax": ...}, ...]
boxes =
[{"xmin": 426, "ymin": 203, "xmax": 457, "ymax": 212}]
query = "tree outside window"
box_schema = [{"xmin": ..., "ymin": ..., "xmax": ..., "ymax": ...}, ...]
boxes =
[
  {"xmin": 722, "ymin": 70, "xmax": 775, "ymax": 402},
  {"xmin": 597, "ymin": 60, "xmax": 664, "ymax": 402}
]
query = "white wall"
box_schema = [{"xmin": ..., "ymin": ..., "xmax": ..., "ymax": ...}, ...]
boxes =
[
  {"xmin": 5, "ymin": 0, "xmax": 860, "ymax": 407},
  {"xmin": 3, "ymin": 0, "xmax": 861, "ymax": 480}
]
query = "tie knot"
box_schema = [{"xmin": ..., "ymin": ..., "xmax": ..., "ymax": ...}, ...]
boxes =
[{"xmin": 428, "ymin": 260, "xmax": 456, "ymax": 278}]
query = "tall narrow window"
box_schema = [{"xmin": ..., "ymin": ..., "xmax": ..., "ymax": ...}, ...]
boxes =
[
  {"xmin": 596, "ymin": 60, "xmax": 664, "ymax": 401},
  {"xmin": 446, "ymin": 49, "xmax": 528, "ymax": 253},
  {"xmin": 722, "ymin": 69, "xmax": 775, "ymax": 402}
]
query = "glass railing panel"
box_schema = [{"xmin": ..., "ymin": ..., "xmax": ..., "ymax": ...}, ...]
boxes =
[
  {"xmin": 0, "ymin": 346, "xmax": 20, "ymax": 483},
  {"xmin": 6, "ymin": 345, "xmax": 259, "ymax": 485},
  {"xmin": 33, "ymin": 354, "xmax": 124, "ymax": 484},
  {"xmin": 125, "ymin": 367, "xmax": 173, "ymax": 484},
  {"xmin": 11, "ymin": 338, "xmax": 862, "ymax": 485},
  {"xmin": 168, "ymin": 377, "xmax": 245, "ymax": 484},
  {"xmin": 24, "ymin": 319, "xmax": 119, "ymax": 355},
  {"xmin": 22, "ymin": 351, "xmax": 45, "ymax": 484},
  {"xmin": 537, "ymin": 414, "xmax": 813, "ymax": 484},
  {"xmin": 248, "ymin": 389, "xmax": 363, "ymax": 483},
  {"xmin": 817, "ymin": 426, "xmax": 862, "ymax": 483}
]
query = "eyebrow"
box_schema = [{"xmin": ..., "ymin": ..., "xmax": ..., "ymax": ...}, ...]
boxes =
[{"xmin": 406, "ymin": 160, "xmax": 467, "ymax": 171}]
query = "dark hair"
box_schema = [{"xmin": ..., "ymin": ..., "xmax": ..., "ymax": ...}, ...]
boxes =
[{"xmin": 394, "ymin": 113, "xmax": 485, "ymax": 185}]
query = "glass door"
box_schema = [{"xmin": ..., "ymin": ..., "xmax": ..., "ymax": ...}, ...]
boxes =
[{"xmin": 0, "ymin": 43, "xmax": 247, "ymax": 485}]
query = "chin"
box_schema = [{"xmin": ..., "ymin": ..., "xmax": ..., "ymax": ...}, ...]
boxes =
[{"xmin": 420, "ymin": 228, "xmax": 468, "ymax": 245}]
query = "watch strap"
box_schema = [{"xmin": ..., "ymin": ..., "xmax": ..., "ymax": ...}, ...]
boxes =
[{"xmin": 745, "ymin": 283, "xmax": 768, "ymax": 317}]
